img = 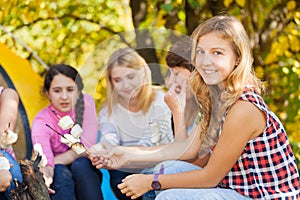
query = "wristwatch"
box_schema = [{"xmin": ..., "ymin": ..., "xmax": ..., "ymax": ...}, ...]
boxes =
[{"xmin": 151, "ymin": 164, "xmax": 164, "ymax": 190}]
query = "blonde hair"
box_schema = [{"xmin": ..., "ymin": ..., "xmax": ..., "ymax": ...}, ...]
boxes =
[
  {"xmin": 191, "ymin": 15, "xmax": 263, "ymax": 107},
  {"xmin": 105, "ymin": 47, "xmax": 155, "ymax": 114}
]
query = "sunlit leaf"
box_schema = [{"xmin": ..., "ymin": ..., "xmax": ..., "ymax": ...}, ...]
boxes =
[
  {"xmin": 224, "ymin": 0, "xmax": 234, "ymax": 7},
  {"xmin": 235, "ymin": 0, "xmax": 245, "ymax": 7},
  {"xmin": 286, "ymin": 0, "xmax": 296, "ymax": 11}
]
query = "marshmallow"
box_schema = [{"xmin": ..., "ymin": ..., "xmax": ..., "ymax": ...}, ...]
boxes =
[
  {"xmin": 33, "ymin": 143, "xmax": 43, "ymax": 154},
  {"xmin": 70, "ymin": 124, "xmax": 83, "ymax": 139},
  {"xmin": 60, "ymin": 134, "xmax": 80, "ymax": 147},
  {"xmin": 33, "ymin": 143, "xmax": 48, "ymax": 167},
  {"xmin": 71, "ymin": 142, "xmax": 86, "ymax": 155},
  {"xmin": 58, "ymin": 115, "xmax": 74, "ymax": 130},
  {"xmin": 0, "ymin": 129, "xmax": 18, "ymax": 149},
  {"xmin": 0, "ymin": 156, "xmax": 10, "ymax": 170}
]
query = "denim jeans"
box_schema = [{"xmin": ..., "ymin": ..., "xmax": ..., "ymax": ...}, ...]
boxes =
[
  {"xmin": 0, "ymin": 150, "xmax": 23, "ymax": 199},
  {"xmin": 50, "ymin": 157, "xmax": 103, "ymax": 200},
  {"xmin": 109, "ymin": 167, "xmax": 157, "ymax": 200},
  {"xmin": 153, "ymin": 160, "xmax": 250, "ymax": 200},
  {"xmin": 109, "ymin": 169, "xmax": 143, "ymax": 200}
]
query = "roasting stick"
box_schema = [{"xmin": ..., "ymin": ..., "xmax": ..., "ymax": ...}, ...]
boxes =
[
  {"xmin": 50, "ymin": 110, "xmax": 94, "ymax": 149},
  {"xmin": 45, "ymin": 124, "xmax": 91, "ymax": 156}
]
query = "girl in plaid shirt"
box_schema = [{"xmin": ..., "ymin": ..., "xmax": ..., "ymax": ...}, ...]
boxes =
[{"xmin": 90, "ymin": 15, "xmax": 300, "ymax": 199}]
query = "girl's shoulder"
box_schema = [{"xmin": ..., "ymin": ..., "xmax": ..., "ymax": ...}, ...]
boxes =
[
  {"xmin": 83, "ymin": 93, "xmax": 93, "ymax": 102},
  {"xmin": 32, "ymin": 105, "xmax": 57, "ymax": 127},
  {"xmin": 34, "ymin": 105, "xmax": 51, "ymax": 118},
  {"xmin": 239, "ymin": 86, "xmax": 266, "ymax": 107}
]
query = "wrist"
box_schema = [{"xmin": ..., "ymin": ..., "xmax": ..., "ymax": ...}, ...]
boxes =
[
  {"xmin": 151, "ymin": 164, "xmax": 164, "ymax": 190},
  {"xmin": 148, "ymin": 174, "xmax": 154, "ymax": 191}
]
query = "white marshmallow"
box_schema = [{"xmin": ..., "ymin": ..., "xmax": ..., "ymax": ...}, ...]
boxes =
[
  {"xmin": 70, "ymin": 124, "xmax": 83, "ymax": 139},
  {"xmin": 0, "ymin": 129, "xmax": 18, "ymax": 149},
  {"xmin": 58, "ymin": 116, "xmax": 74, "ymax": 130},
  {"xmin": 60, "ymin": 134, "xmax": 80, "ymax": 147},
  {"xmin": 71, "ymin": 143, "xmax": 86, "ymax": 155},
  {"xmin": 33, "ymin": 143, "xmax": 48, "ymax": 167}
]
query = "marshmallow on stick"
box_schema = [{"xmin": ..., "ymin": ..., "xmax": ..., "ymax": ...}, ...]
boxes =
[
  {"xmin": 0, "ymin": 129, "xmax": 18, "ymax": 149},
  {"xmin": 52, "ymin": 110, "xmax": 74, "ymax": 130},
  {"xmin": 0, "ymin": 156, "xmax": 10, "ymax": 170},
  {"xmin": 60, "ymin": 133, "xmax": 80, "ymax": 147},
  {"xmin": 71, "ymin": 142, "xmax": 87, "ymax": 155},
  {"xmin": 45, "ymin": 124, "xmax": 88, "ymax": 155},
  {"xmin": 33, "ymin": 143, "xmax": 48, "ymax": 167},
  {"xmin": 70, "ymin": 124, "xmax": 83, "ymax": 139},
  {"xmin": 58, "ymin": 115, "xmax": 74, "ymax": 130}
]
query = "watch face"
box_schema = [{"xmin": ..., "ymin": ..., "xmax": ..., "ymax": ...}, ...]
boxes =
[{"xmin": 151, "ymin": 181, "xmax": 161, "ymax": 190}]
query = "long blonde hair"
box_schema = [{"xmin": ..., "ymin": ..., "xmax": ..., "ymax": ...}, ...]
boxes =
[
  {"xmin": 105, "ymin": 47, "xmax": 155, "ymax": 115},
  {"xmin": 191, "ymin": 15, "xmax": 263, "ymax": 108}
]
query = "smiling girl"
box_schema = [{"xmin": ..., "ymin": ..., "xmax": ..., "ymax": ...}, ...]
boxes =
[
  {"xmin": 98, "ymin": 47, "xmax": 174, "ymax": 200},
  {"xmin": 91, "ymin": 16, "xmax": 299, "ymax": 199},
  {"xmin": 31, "ymin": 64, "xmax": 103, "ymax": 200}
]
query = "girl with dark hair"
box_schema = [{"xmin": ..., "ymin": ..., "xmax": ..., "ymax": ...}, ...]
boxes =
[{"xmin": 31, "ymin": 64, "xmax": 103, "ymax": 200}]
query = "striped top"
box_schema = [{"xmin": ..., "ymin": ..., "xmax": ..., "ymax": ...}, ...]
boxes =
[{"xmin": 218, "ymin": 87, "xmax": 300, "ymax": 199}]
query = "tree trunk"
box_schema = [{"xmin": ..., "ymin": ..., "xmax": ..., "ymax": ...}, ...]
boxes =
[{"xmin": 130, "ymin": 0, "xmax": 164, "ymax": 85}]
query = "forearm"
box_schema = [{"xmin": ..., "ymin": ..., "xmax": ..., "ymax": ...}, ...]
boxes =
[
  {"xmin": 54, "ymin": 150, "xmax": 79, "ymax": 165},
  {"xmin": 123, "ymin": 128, "xmax": 201, "ymax": 164},
  {"xmin": 0, "ymin": 88, "xmax": 19, "ymax": 133},
  {"xmin": 173, "ymin": 111, "xmax": 188, "ymax": 142},
  {"xmin": 188, "ymin": 152, "xmax": 210, "ymax": 168}
]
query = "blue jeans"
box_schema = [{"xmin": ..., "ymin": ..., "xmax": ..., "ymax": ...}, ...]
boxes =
[
  {"xmin": 50, "ymin": 157, "xmax": 103, "ymax": 200},
  {"xmin": 0, "ymin": 150, "xmax": 23, "ymax": 199},
  {"xmin": 109, "ymin": 169, "xmax": 143, "ymax": 200},
  {"xmin": 153, "ymin": 160, "xmax": 250, "ymax": 200},
  {"xmin": 110, "ymin": 168, "xmax": 156, "ymax": 200}
]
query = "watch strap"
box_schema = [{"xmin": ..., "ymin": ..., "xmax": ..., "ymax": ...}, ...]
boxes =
[{"xmin": 153, "ymin": 164, "xmax": 164, "ymax": 183}]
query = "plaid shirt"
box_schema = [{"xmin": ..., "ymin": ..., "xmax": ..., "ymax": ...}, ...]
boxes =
[{"xmin": 218, "ymin": 87, "xmax": 300, "ymax": 199}]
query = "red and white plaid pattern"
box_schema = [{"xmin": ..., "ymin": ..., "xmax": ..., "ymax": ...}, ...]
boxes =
[{"xmin": 218, "ymin": 87, "xmax": 300, "ymax": 199}]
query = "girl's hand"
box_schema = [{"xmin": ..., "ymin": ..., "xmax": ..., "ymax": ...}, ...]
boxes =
[
  {"xmin": 89, "ymin": 142, "xmax": 109, "ymax": 157},
  {"xmin": 0, "ymin": 170, "xmax": 12, "ymax": 192},
  {"xmin": 89, "ymin": 155, "xmax": 107, "ymax": 169},
  {"xmin": 89, "ymin": 143, "xmax": 128, "ymax": 169},
  {"xmin": 42, "ymin": 166, "xmax": 55, "ymax": 194},
  {"xmin": 118, "ymin": 174, "xmax": 153, "ymax": 199},
  {"xmin": 164, "ymin": 80, "xmax": 187, "ymax": 115}
]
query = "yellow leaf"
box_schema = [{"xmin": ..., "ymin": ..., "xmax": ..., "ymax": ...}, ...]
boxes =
[
  {"xmin": 289, "ymin": 35, "xmax": 300, "ymax": 51},
  {"xmin": 265, "ymin": 53, "xmax": 277, "ymax": 65},
  {"xmin": 224, "ymin": 0, "xmax": 234, "ymax": 7},
  {"xmin": 287, "ymin": 0, "xmax": 296, "ymax": 11},
  {"xmin": 235, "ymin": 0, "xmax": 245, "ymax": 7}
]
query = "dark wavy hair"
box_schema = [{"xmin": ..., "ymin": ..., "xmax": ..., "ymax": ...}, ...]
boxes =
[
  {"xmin": 166, "ymin": 37, "xmax": 195, "ymax": 72},
  {"xmin": 43, "ymin": 64, "xmax": 85, "ymax": 126}
]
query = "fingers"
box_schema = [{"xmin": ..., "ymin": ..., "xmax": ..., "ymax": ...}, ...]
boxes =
[
  {"xmin": 118, "ymin": 183, "xmax": 139, "ymax": 199},
  {"xmin": 47, "ymin": 187, "xmax": 55, "ymax": 194},
  {"xmin": 89, "ymin": 156, "xmax": 107, "ymax": 169}
]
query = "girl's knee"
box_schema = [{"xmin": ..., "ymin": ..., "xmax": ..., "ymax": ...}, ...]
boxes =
[
  {"xmin": 70, "ymin": 157, "xmax": 92, "ymax": 173},
  {"xmin": 155, "ymin": 190, "xmax": 175, "ymax": 200},
  {"xmin": 54, "ymin": 164, "xmax": 72, "ymax": 180}
]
